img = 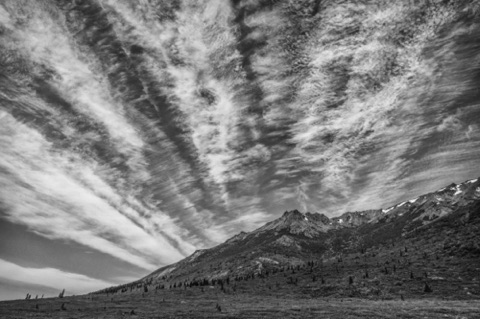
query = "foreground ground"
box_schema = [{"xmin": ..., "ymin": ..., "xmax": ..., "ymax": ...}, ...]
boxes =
[{"xmin": 1, "ymin": 290, "xmax": 480, "ymax": 319}]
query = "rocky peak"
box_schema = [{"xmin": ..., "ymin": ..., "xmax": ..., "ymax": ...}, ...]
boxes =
[
  {"xmin": 224, "ymin": 178, "xmax": 480, "ymax": 249},
  {"xmin": 305, "ymin": 212, "xmax": 331, "ymax": 224},
  {"xmin": 255, "ymin": 209, "xmax": 331, "ymax": 237},
  {"xmin": 282, "ymin": 209, "xmax": 306, "ymax": 221},
  {"xmin": 331, "ymin": 210, "xmax": 383, "ymax": 227}
]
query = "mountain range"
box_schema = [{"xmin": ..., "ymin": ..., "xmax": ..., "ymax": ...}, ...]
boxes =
[{"xmin": 96, "ymin": 177, "xmax": 480, "ymax": 298}]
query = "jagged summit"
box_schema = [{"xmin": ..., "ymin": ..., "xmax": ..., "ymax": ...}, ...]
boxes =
[
  {"xmin": 254, "ymin": 209, "xmax": 332, "ymax": 237},
  {"xmin": 280, "ymin": 210, "xmax": 330, "ymax": 223},
  {"xmin": 249, "ymin": 177, "xmax": 480, "ymax": 239},
  {"xmin": 281, "ymin": 209, "xmax": 304, "ymax": 219},
  {"xmin": 375, "ymin": 176, "xmax": 480, "ymax": 222},
  {"xmin": 305, "ymin": 212, "xmax": 331, "ymax": 224}
]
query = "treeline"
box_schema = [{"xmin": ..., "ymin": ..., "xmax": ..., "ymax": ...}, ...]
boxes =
[{"xmin": 91, "ymin": 260, "xmax": 324, "ymax": 296}]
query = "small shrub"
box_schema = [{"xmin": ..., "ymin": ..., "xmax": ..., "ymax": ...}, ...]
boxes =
[{"xmin": 424, "ymin": 282, "xmax": 433, "ymax": 293}]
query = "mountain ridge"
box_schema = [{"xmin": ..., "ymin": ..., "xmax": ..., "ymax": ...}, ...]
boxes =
[{"xmin": 94, "ymin": 176, "xmax": 480, "ymax": 295}]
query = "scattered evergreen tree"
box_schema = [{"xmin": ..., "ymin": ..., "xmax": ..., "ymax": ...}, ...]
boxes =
[
  {"xmin": 61, "ymin": 303, "xmax": 66, "ymax": 311},
  {"xmin": 59, "ymin": 289, "xmax": 65, "ymax": 298},
  {"xmin": 424, "ymin": 282, "xmax": 433, "ymax": 293}
]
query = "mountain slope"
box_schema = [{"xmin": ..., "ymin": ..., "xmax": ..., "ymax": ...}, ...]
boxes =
[{"xmin": 95, "ymin": 177, "xmax": 480, "ymax": 296}]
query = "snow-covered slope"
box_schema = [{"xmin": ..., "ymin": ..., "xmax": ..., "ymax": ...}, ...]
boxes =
[{"xmin": 370, "ymin": 177, "xmax": 480, "ymax": 226}]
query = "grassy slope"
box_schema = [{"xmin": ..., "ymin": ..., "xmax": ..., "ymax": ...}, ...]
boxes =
[{"xmin": 0, "ymin": 292, "xmax": 479, "ymax": 318}]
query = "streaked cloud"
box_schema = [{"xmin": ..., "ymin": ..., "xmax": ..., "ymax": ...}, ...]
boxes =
[
  {"xmin": 0, "ymin": 111, "xmax": 187, "ymax": 269},
  {"xmin": 0, "ymin": 258, "xmax": 113, "ymax": 298},
  {"xmin": 1, "ymin": 0, "xmax": 480, "ymax": 300}
]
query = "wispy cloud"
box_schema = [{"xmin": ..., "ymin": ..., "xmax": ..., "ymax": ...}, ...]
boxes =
[
  {"xmin": 0, "ymin": 111, "xmax": 187, "ymax": 268},
  {"xmin": 1, "ymin": 0, "xmax": 480, "ymax": 297},
  {"xmin": 0, "ymin": 258, "xmax": 112, "ymax": 297}
]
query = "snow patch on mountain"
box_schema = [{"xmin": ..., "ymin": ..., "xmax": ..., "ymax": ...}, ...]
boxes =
[
  {"xmin": 382, "ymin": 207, "xmax": 394, "ymax": 213},
  {"xmin": 454, "ymin": 185, "xmax": 462, "ymax": 196}
]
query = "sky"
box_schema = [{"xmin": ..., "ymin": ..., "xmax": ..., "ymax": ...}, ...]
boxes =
[{"xmin": 1, "ymin": 0, "xmax": 480, "ymax": 301}]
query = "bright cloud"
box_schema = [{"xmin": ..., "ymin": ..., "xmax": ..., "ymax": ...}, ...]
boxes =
[
  {"xmin": 0, "ymin": 0, "xmax": 480, "ymax": 301},
  {"xmin": 0, "ymin": 258, "xmax": 112, "ymax": 297}
]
